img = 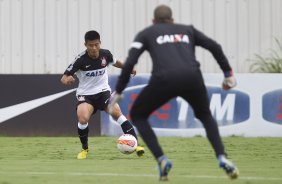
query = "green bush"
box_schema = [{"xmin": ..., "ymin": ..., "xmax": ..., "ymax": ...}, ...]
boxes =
[{"xmin": 249, "ymin": 38, "xmax": 282, "ymax": 73}]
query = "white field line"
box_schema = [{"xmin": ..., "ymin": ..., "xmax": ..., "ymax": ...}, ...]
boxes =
[{"xmin": 0, "ymin": 171, "xmax": 282, "ymax": 181}]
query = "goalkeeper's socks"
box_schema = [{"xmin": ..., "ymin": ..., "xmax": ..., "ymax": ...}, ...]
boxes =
[
  {"xmin": 121, "ymin": 120, "xmax": 137, "ymax": 140},
  {"xmin": 78, "ymin": 122, "xmax": 89, "ymax": 150}
]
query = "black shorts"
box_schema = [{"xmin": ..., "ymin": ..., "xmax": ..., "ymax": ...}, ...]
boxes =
[{"xmin": 76, "ymin": 91, "xmax": 111, "ymax": 114}]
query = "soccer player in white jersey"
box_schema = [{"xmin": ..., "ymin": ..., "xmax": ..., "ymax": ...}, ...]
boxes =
[{"xmin": 61, "ymin": 30, "xmax": 144, "ymax": 159}]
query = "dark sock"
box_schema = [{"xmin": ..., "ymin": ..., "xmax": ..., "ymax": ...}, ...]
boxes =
[
  {"xmin": 121, "ymin": 120, "xmax": 138, "ymax": 140},
  {"xmin": 78, "ymin": 126, "xmax": 89, "ymax": 150},
  {"xmin": 201, "ymin": 116, "xmax": 225, "ymax": 157}
]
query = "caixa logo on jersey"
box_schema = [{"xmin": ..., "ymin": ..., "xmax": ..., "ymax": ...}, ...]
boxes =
[
  {"xmin": 120, "ymin": 85, "xmax": 250, "ymax": 129},
  {"xmin": 262, "ymin": 89, "xmax": 282, "ymax": 125}
]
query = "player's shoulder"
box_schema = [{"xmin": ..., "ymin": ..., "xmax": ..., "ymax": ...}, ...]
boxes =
[
  {"xmin": 99, "ymin": 49, "xmax": 112, "ymax": 56},
  {"xmin": 141, "ymin": 25, "xmax": 155, "ymax": 34},
  {"xmin": 74, "ymin": 50, "xmax": 87, "ymax": 62},
  {"xmin": 173, "ymin": 23, "xmax": 198, "ymax": 36},
  {"xmin": 174, "ymin": 23, "xmax": 194, "ymax": 30}
]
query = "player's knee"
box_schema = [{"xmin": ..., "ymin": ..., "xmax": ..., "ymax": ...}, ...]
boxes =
[{"xmin": 78, "ymin": 116, "xmax": 89, "ymax": 124}]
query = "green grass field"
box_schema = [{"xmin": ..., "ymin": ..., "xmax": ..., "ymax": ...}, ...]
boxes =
[{"xmin": 0, "ymin": 137, "xmax": 282, "ymax": 184}]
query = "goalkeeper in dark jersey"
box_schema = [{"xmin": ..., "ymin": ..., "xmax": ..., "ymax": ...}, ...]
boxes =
[
  {"xmin": 61, "ymin": 30, "xmax": 144, "ymax": 159},
  {"xmin": 109, "ymin": 5, "xmax": 239, "ymax": 181}
]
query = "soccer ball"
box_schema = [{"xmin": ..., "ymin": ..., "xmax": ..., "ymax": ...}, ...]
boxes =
[{"xmin": 117, "ymin": 134, "xmax": 137, "ymax": 154}]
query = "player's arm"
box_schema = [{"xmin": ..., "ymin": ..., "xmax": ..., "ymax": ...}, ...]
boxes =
[
  {"xmin": 192, "ymin": 26, "xmax": 236, "ymax": 90},
  {"xmin": 61, "ymin": 75, "xmax": 75, "ymax": 86},
  {"xmin": 108, "ymin": 32, "xmax": 146, "ymax": 113},
  {"xmin": 113, "ymin": 59, "xmax": 137, "ymax": 76},
  {"xmin": 115, "ymin": 39, "xmax": 145, "ymax": 94},
  {"xmin": 61, "ymin": 59, "xmax": 81, "ymax": 86}
]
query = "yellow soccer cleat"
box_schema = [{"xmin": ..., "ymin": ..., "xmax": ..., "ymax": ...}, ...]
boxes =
[
  {"xmin": 77, "ymin": 149, "xmax": 88, "ymax": 160},
  {"xmin": 136, "ymin": 146, "xmax": 145, "ymax": 157}
]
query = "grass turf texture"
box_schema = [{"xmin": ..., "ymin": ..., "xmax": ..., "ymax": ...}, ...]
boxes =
[{"xmin": 0, "ymin": 137, "xmax": 282, "ymax": 184}]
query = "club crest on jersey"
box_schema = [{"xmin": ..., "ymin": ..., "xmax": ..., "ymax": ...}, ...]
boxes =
[
  {"xmin": 101, "ymin": 57, "xmax": 107, "ymax": 66},
  {"xmin": 156, "ymin": 34, "xmax": 189, "ymax": 44}
]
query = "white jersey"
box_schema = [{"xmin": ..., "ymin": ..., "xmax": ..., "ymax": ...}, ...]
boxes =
[{"xmin": 64, "ymin": 49, "xmax": 117, "ymax": 96}]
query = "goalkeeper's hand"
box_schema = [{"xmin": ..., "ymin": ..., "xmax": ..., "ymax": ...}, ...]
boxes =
[
  {"xmin": 222, "ymin": 70, "xmax": 237, "ymax": 90},
  {"xmin": 108, "ymin": 91, "xmax": 123, "ymax": 114}
]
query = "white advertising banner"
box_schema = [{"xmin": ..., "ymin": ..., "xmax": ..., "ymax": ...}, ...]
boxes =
[{"xmin": 102, "ymin": 74, "xmax": 282, "ymax": 137}]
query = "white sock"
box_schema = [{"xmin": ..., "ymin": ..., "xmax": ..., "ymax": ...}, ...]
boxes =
[
  {"xmin": 117, "ymin": 115, "xmax": 127, "ymax": 125},
  {"xmin": 78, "ymin": 122, "xmax": 88, "ymax": 130}
]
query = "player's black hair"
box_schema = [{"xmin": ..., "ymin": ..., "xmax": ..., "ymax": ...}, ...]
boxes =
[
  {"xmin": 84, "ymin": 30, "xmax": 100, "ymax": 42},
  {"xmin": 154, "ymin": 5, "xmax": 173, "ymax": 23}
]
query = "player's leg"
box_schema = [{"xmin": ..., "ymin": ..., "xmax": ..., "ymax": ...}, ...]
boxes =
[
  {"xmin": 130, "ymin": 84, "xmax": 173, "ymax": 180},
  {"xmin": 180, "ymin": 84, "xmax": 239, "ymax": 179},
  {"xmin": 76, "ymin": 97, "xmax": 94, "ymax": 159},
  {"xmin": 100, "ymin": 91, "xmax": 137, "ymax": 140},
  {"xmin": 105, "ymin": 103, "xmax": 137, "ymax": 139},
  {"xmin": 181, "ymin": 86, "xmax": 225, "ymax": 157},
  {"xmin": 104, "ymin": 96, "xmax": 145, "ymax": 156}
]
